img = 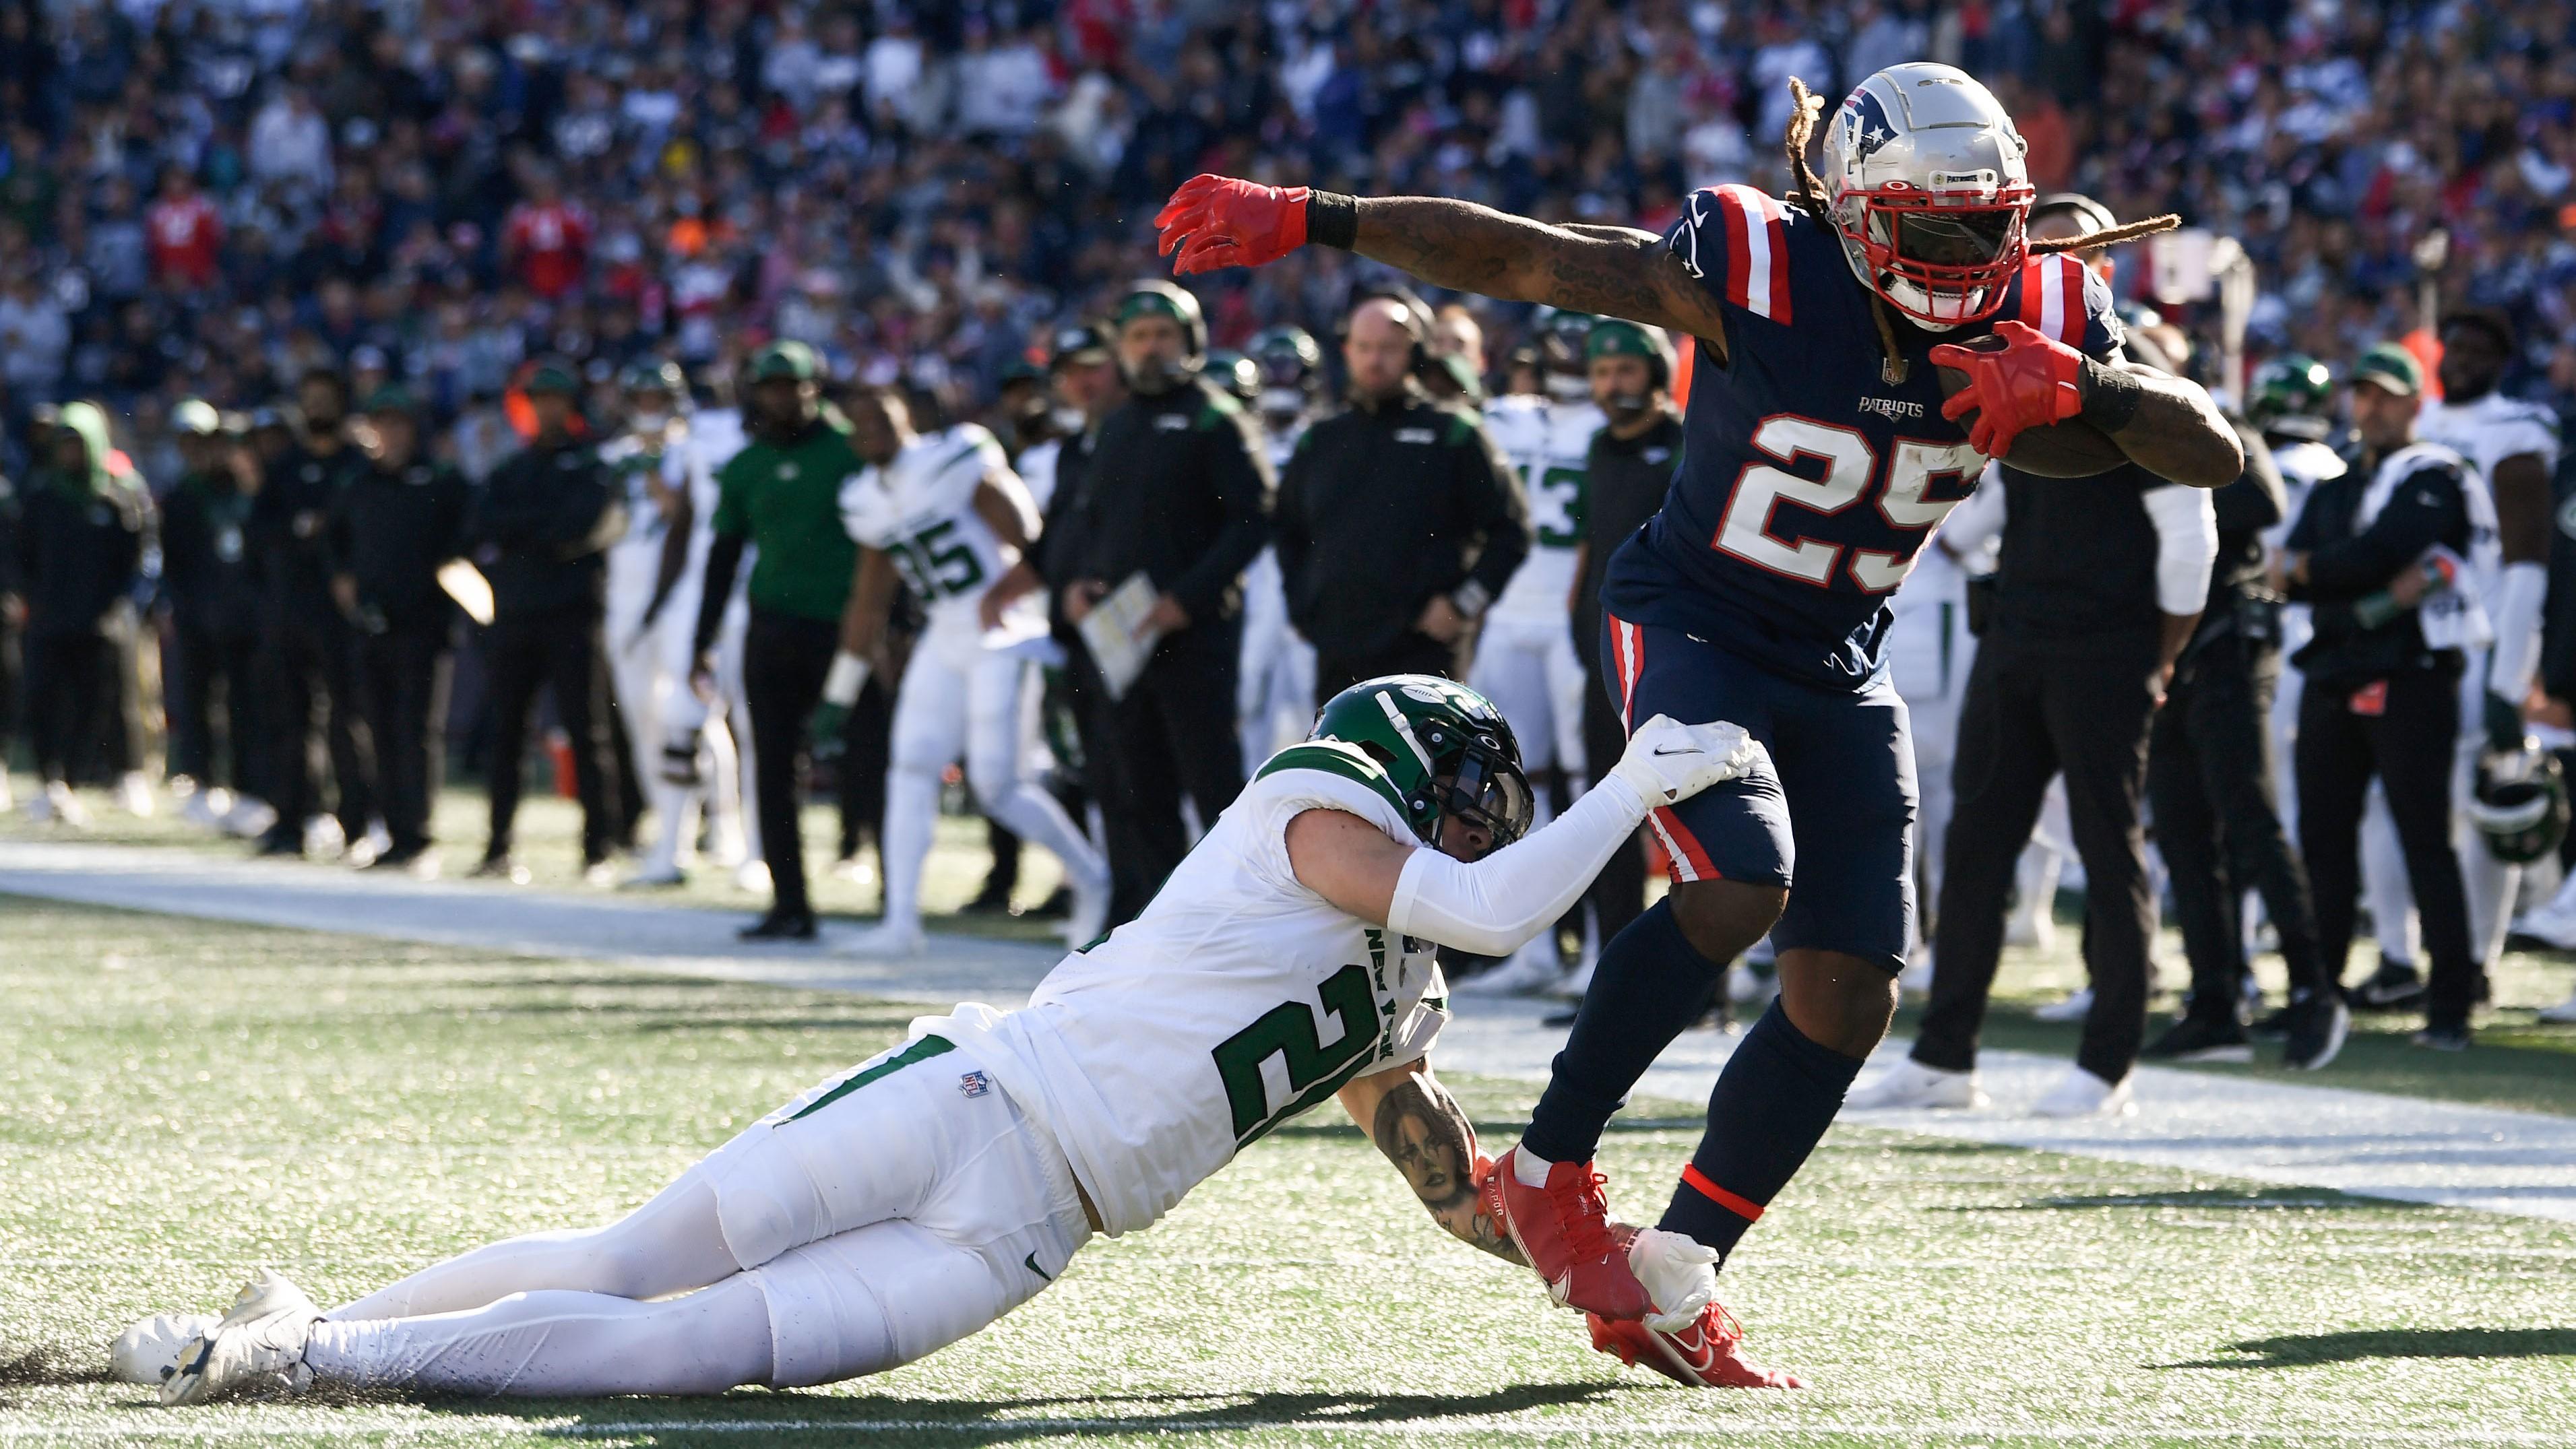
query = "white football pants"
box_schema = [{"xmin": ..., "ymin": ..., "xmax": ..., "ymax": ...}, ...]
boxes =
[
  {"xmin": 1468, "ymin": 614, "xmax": 1588, "ymax": 778},
  {"xmin": 608, "ymin": 586, "xmax": 744, "ymax": 877},
  {"xmin": 310, "ymin": 1031, "xmax": 1089, "ymax": 1395},
  {"xmin": 1887, "ymin": 596, "xmax": 1974, "ymax": 948},
  {"xmin": 1237, "ymin": 550, "xmax": 1317, "ymax": 773},
  {"xmin": 880, "ymin": 642, "xmax": 1104, "ymax": 933}
]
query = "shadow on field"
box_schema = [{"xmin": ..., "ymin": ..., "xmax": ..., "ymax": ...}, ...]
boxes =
[
  {"xmin": 1978, "ymin": 1186, "xmax": 2415, "ymax": 1213},
  {"xmin": 2170, "ymin": 1327, "xmax": 2576, "ymax": 1368},
  {"xmin": 437, "ymin": 1382, "xmax": 1630, "ymax": 1440}
]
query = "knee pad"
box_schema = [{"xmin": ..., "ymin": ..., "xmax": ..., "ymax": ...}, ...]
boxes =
[{"xmin": 749, "ymin": 1220, "xmax": 1013, "ymax": 1388}]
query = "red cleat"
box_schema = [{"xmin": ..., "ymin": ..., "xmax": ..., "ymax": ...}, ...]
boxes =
[
  {"xmin": 1483, "ymin": 1147, "xmax": 1653, "ymax": 1320},
  {"xmin": 1587, "ymin": 1300, "xmax": 1803, "ymax": 1389}
]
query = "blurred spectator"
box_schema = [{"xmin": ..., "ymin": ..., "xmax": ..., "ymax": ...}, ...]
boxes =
[
  {"xmin": 159, "ymin": 401, "xmax": 265, "ymax": 825},
  {"xmin": 251, "ymin": 369, "xmax": 373, "ymax": 858},
  {"xmin": 14, "ymin": 401, "xmax": 146, "ymax": 827}
]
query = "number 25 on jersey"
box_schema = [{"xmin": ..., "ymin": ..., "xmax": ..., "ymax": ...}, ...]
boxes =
[{"xmin": 1714, "ymin": 415, "xmax": 1983, "ymax": 593}]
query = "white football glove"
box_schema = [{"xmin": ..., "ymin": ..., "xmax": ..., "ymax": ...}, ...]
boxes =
[
  {"xmin": 1629, "ymin": 1226, "xmax": 1722, "ymax": 1334},
  {"xmin": 1609, "ymin": 714, "xmax": 1765, "ymax": 808}
]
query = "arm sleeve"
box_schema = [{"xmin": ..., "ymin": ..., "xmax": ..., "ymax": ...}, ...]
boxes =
[
  {"xmin": 2490, "ymin": 559, "xmax": 2549, "ymax": 703},
  {"xmin": 1455, "ymin": 418, "xmax": 1530, "ymax": 609},
  {"xmin": 692, "ymin": 532, "xmax": 746, "ymax": 657},
  {"xmin": 1166, "ymin": 407, "xmax": 1271, "ymax": 620},
  {"xmin": 2305, "ymin": 467, "xmax": 2468, "ymax": 600},
  {"xmin": 1385, "ymin": 777, "xmax": 1648, "ymax": 956},
  {"xmin": 2142, "ymin": 483, "xmax": 2219, "ymax": 614}
]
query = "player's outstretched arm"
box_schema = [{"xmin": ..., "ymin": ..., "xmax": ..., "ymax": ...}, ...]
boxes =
[
  {"xmin": 1338, "ymin": 1061, "xmax": 1523, "ymax": 1265},
  {"xmin": 1286, "ymin": 716, "xmax": 1763, "ymax": 956},
  {"xmin": 1154, "ymin": 176, "xmax": 1732, "ymax": 352}
]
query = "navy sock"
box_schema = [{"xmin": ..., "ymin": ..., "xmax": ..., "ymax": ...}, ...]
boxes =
[
  {"xmin": 1522, "ymin": 899, "xmax": 1722, "ymax": 1165},
  {"xmin": 1657, "ymin": 996, "xmax": 1865, "ymax": 1260}
]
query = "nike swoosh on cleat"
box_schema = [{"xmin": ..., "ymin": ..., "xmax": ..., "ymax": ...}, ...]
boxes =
[{"xmin": 1022, "ymin": 1252, "xmax": 1054, "ymax": 1283}]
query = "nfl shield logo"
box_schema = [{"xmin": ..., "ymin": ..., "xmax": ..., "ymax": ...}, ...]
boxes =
[{"xmin": 959, "ymin": 1070, "xmax": 993, "ymax": 1099}]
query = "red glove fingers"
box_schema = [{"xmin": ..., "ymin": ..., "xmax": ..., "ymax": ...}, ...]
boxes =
[
  {"xmin": 1928, "ymin": 319, "xmax": 2086, "ymax": 459},
  {"xmin": 1154, "ymin": 174, "xmax": 1311, "ymax": 276}
]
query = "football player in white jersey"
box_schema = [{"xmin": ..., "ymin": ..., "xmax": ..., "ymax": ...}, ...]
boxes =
[
  {"xmin": 1464, "ymin": 309, "xmax": 1605, "ymax": 995},
  {"xmin": 2348, "ymin": 312, "xmax": 2561, "ymax": 1012},
  {"xmin": 1237, "ymin": 325, "xmax": 1325, "ymax": 772},
  {"xmin": 140, "ymin": 680, "xmax": 1782, "ymax": 1405},
  {"xmin": 598, "ymin": 362, "xmax": 747, "ymax": 886},
  {"xmin": 824, "ymin": 387, "xmax": 1110, "ymax": 955}
]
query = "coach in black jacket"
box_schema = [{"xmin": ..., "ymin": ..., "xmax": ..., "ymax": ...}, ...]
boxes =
[
  {"xmin": 252, "ymin": 369, "xmax": 375, "ymax": 855},
  {"xmin": 466, "ymin": 362, "xmax": 626, "ymax": 879},
  {"xmin": 160, "ymin": 403, "xmax": 264, "ymax": 807},
  {"xmin": 332, "ymin": 387, "xmax": 470, "ymax": 872},
  {"xmin": 2283, "ymin": 345, "xmax": 2481, "ymax": 1048},
  {"xmin": 1276, "ymin": 294, "xmax": 1528, "ymax": 703},
  {"xmin": 1053, "ymin": 283, "xmax": 1269, "ymax": 924}
]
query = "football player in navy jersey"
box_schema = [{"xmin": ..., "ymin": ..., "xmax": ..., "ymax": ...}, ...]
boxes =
[{"xmin": 1156, "ymin": 63, "xmax": 2240, "ymax": 1384}]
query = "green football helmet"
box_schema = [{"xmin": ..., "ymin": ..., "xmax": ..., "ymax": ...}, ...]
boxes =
[
  {"xmin": 2250, "ymin": 354, "xmax": 2333, "ymax": 441},
  {"xmin": 1306, "ymin": 675, "xmax": 1532, "ymax": 856}
]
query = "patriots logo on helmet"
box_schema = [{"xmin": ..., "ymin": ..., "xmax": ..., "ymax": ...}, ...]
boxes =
[{"xmin": 1840, "ymin": 89, "xmax": 1897, "ymax": 162}]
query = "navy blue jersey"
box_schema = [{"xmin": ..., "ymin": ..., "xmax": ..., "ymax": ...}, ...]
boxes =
[{"xmin": 1602, "ymin": 185, "xmax": 2125, "ymax": 688}]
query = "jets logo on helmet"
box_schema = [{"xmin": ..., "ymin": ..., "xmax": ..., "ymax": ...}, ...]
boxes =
[
  {"xmin": 2468, "ymin": 748, "xmax": 2571, "ymax": 866},
  {"xmin": 1820, "ymin": 63, "xmax": 2035, "ymax": 329}
]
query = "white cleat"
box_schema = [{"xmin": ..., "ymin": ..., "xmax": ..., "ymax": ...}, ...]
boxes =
[
  {"xmin": 180, "ymin": 787, "xmax": 232, "ymax": 831},
  {"xmin": 582, "ymin": 860, "xmax": 620, "ymax": 889},
  {"xmin": 1065, "ymin": 866, "xmax": 1110, "ymax": 948},
  {"xmin": 220, "ymin": 797, "xmax": 278, "ymax": 840},
  {"xmin": 160, "ymin": 1269, "xmax": 319, "ymax": 1406},
  {"xmin": 2030, "ymin": 1066, "xmax": 2136, "ymax": 1119},
  {"xmin": 2032, "ymin": 988, "xmax": 2095, "ymax": 1023},
  {"xmin": 110, "ymin": 1312, "xmax": 220, "ymax": 1386},
  {"xmin": 1455, "ymin": 940, "xmax": 1567, "ymax": 997},
  {"xmin": 38, "ymin": 781, "xmax": 93, "ymax": 828},
  {"xmin": 622, "ymin": 864, "xmax": 687, "ymax": 890},
  {"xmin": 1552, "ymin": 955, "xmax": 1598, "ymax": 1002},
  {"xmin": 829, "ymin": 855, "xmax": 877, "ymax": 885},
  {"xmin": 2538, "ymin": 988, "xmax": 2576, "ymax": 1025},
  {"xmin": 2512, "ymin": 909, "xmax": 2576, "ymax": 952},
  {"xmin": 845, "ymin": 920, "xmax": 927, "ymax": 958},
  {"xmin": 1846, "ymin": 1057, "xmax": 1987, "ymax": 1111},
  {"xmin": 303, "ymin": 815, "xmax": 346, "ymax": 859},
  {"xmin": 732, "ymin": 860, "xmax": 773, "ymax": 895},
  {"xmin": 117, "ymin": 771, "xmax": 157, "ymax": 818}
]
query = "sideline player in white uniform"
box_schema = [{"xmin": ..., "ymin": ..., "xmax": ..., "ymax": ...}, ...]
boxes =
[
  {"xmin": 1889, "ymin": 469, "xmax": 1999, "ymax": 991},
  {"xmin": 2352, "ymin": 312, "xmax": 2558, "ymax": 1010},
  {"xmin": 138, "ymin": 680, "xmax": 1781, "ymax": 1403},
  {"xmin": 598, "ymin": 362, "xmax": 745, "ymax": 886},
  {"xmin": 1465, "ymin": 309, "xmax": 1604, "ymax": 995},
  {"xmin": 823, "ymin": 388, "xmax": 1109, "ymax": 955},
  {"xmin": 1236, "ymin": 326, "xmax": 1325, "ymax": 771}
]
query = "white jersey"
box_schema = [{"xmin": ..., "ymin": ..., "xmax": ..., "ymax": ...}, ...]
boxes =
[
  {"xmin": 2418, "ymin": 391, "xmax": 2558, "ymax": 595},
  {"xmin": 1483, "ymin": 393, "xmax": 1603, "ymax": 622},
  {"xmin": 935, "ymin": 742, "xmax": 1449, "ymax": 1236},
  {"xmin": 1016, "ymin": 437, "xmax": 1062, "ymax": 514},
  {"xmin": 600, "ymin": 428, "xmax": 686, "ymax": 614},
  {"xmin": 840, "ymin": 424, "xmax": 1046, "ymax": 653}
]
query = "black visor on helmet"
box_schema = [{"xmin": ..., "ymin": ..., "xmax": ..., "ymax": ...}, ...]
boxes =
[
  {"xmin": 1438, "ymin": 742, "xmax": 1534, "ymax": 858},
  {"xmin": 1888, "ymin": 209, "xmax": 2017, "ymax": 268}
]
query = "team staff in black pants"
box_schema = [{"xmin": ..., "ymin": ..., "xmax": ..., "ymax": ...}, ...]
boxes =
[
  {"xmin": 252, "ymin": 369, "xmax": 375, "ymax": 858},
  {"xmin": 2145, "ymin": 416, "xmax": 2348, "ymax": 1068},
  {"xmin": 13, "ymin": 402, "xmax": 146, "ymax": 826},
  {"xmin": 1032, "ymin": 321, "xmax": 1129, "ymax": 911},
  {"xmin": 1865, "ymin": 197, "xmax": 2220, "ymax": 1118},
  {"xmin": 160, "ymin": 401, "xmax": 266, "ymax": 825},
  {"xmin": 1275, "ymin": 292, "xmax": 1527, "ymax": 699},
  {"xmin": 2282, "ymin": 345, "xmax": 2484, "ymax": 1051},
  {"xmin": 468, "ymin": 362, "xmax": 625, "ymax": 884},
  {"xmin": 1569, "ymin": 320, "xmax": 1687, "ymax": 977},
  {"xmin": 690, "ymin": 342, "xmax": 869, "ymax": 940},
  {"xmin": 331, "ymin": 387, "xmax": 470, "ymax": 876},
  {"xmin": 1053, "ymin": 283, "xmax": 1270, "ymax": 926}
]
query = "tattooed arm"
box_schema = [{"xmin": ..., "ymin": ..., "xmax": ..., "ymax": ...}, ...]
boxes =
[
  {"xmin": 1347, "ymin": 201, "xmax": 1731, "ymax": 362},
  {"xmin": 1338, "ymin": 1060, "xmax": 1525, "ymax": 1266}
]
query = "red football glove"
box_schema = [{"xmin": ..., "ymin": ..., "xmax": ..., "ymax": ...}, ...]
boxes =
[
  {"xmin": 1155, "ymin": 174, "xmax": 1311, "ymax": 275},
  {"xmin": 1929, "ymin": 319, "xmax": 2087, "ymax": 459}
]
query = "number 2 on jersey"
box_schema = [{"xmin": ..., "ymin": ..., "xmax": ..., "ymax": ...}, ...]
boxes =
[
  {"xmin": 1714, "ymin": 416, "xmax": 1982, "ymax": 592},
  {"xmin": 1212, "ymin": 963, "xmax": 1381, "ymax": 1145}
]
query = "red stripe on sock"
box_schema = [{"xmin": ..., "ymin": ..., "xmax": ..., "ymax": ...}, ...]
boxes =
[{"xmin": 1680, "ymin": 1164, "xmax": 1764, "ymax": 1222}]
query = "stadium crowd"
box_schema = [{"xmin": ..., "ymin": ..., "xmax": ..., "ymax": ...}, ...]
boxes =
[{"xmin": 7, "ymin": 0, "xmax": 2576, "ymax": 1060}]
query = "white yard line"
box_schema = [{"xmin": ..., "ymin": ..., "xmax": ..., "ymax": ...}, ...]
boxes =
[
  {"xmin": 7, "ymin": 839, "xmax": 2576, "ymax": 1225},
  {"xmin": 1, "ymin": 1417, "xmax": 2566, "ymax": 1444}
]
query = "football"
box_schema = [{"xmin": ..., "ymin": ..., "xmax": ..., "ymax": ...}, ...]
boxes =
[{"xmin": 1935, "ymin": 362, "xmax": 2131, "ymax": 478}]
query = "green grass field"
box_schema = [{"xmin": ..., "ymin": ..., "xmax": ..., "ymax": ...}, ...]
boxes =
[{"xmin": 5, "ymin": 897, "xmax": 2573, "ymax": 1446}]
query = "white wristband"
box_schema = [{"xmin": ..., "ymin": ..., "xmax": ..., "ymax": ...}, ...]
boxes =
[{"xmin": 821, "ymin": 650, "xmax": 871, "ymax": 707}]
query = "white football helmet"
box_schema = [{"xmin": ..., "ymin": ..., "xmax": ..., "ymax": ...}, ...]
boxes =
[{"xmin": 1819, "ymin": 63, "xmax": 2034, "ymax": 329}]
